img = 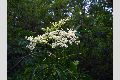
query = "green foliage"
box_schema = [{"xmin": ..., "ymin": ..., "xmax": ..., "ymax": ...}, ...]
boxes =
[{"xmin": 8, "ymin": 0, "xmax": 112, "ymax": 80}]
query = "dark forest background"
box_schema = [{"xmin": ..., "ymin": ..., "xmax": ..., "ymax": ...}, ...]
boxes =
[{"xmin": 8, "ymin": 0, "xmax": 113, "ymax": 80}]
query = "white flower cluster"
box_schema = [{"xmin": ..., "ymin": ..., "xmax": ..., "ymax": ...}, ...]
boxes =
[
  {"xmin": 52, "ymin": 17, "xmax": 70, "ymax": 27},
  {"xmin": 25, "ymin": 28, "xmax": 80, "ymax": 50},
  {"xmin": 42, "ymin": 17, "xmax": 70, "ymax": 32}
]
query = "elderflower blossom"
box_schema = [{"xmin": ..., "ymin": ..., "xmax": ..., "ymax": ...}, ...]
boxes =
[{"xmin": 25, "ymin": 28, "xmax": 80, "ymax": 50}]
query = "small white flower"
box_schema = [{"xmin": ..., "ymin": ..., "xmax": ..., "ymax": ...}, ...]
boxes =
[
  {"xmin": 79, "ymin": 12, "xmax": 82, "ymax": 15},
  {"xmin": 25, "ymin": 36, "xmax": 27, "ymax": 39},
  {"xmin": 58, "ymin": 58, "xmax": 60, "ymax": 59}
]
